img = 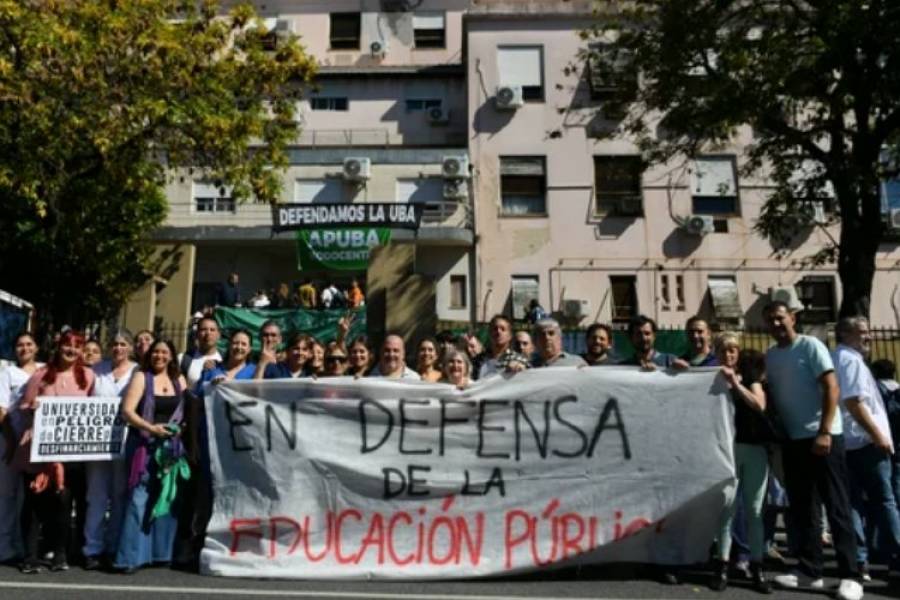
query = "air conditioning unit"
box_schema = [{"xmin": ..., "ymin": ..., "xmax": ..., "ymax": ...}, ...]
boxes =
[
  {"xmin": 682, "ymin": 214, "xmax": 714, "ymax": 236},
  {"xmin": 260, "ymin": 18, "xmax": 290, "ymax": 50},
  {"xmin": 889, "ymin": 208, "xmax": 900, "ymax": 230},
  {"xmin": 562, "ymin": 299, "xmax": 591, "ymax": 319},
  {"xmin": 426, "ymin": 106, "xmax": 450, "ymax": 125},
  {"xmin": 443, "ymin": 179, "xmax": 468, "ymax": 199},
  {"xmin": 370, "ymin": 40, "xmax": 387, "ymax": 58},
  {"xmin": 342, "ymin": 157, "xmax": 371, "ymax": 182},
  {"xmin": 441, "ymin": 155, "xmax": 470, "ymax": 179},
  {"xmin": 770, "ymin": 285, "xmax": 803, "ymax": 311},
  {"xmin": 495, "ymin": 85, "xmax": 524, "ymax": 110}
]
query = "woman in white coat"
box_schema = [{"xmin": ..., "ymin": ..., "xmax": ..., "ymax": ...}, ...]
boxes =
[
  {"xmin": 83, "ymin": 330, "xmax": 138, "ymax": 569},
  {"xmin": 0, "ymin": 332, "xmax": 42, "ymax": 563}
]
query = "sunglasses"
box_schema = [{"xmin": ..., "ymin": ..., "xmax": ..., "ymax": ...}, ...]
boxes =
[{"xmin": 326, "ymin": 356, "xmax": 348, "ymax": 363}]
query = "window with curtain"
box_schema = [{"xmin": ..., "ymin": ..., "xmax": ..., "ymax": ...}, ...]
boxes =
[
  {"xmin": 497, "ymin": 46, "xmax": 544, "ymax": 101},
  {"xmin": 500, "ymin": 156, "xmax": 546, "ymax": 216}
]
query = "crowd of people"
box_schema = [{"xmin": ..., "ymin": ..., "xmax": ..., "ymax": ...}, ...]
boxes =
[
  {"xmin": 0, "ymin": 302, "xmax": 898, "ymax": 600},
  {"xmin": 214, "ymin": 271, "xmax": 366, "ymax": 311}
]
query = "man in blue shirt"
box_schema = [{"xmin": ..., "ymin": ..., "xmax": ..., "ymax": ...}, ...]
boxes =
[
  {"xmin": 682, "ymin": 316, "xmax": 718, "ymax": 367},
  {"xmin": 765, "ymin": 301, "xmax": 863, "ymax": 600}
]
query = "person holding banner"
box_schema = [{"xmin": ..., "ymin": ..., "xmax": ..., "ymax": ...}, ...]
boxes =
[
  {"xmin": 197, "ymin": 329, "xmax": 256, "ymax": 387},
  {"xmin": 347, "ymin": 335, "xmax": 374, "ymax": 378},
  {"xmin": 0, "ymin": 332, "xmax": 42, "ymax": 564},
  {"xmin": 441, "ymin": 348, "xmax": 472, "ymax": 389},
  {"xmin": 371, "ymin": 335, "xmax": 420, "ymax": 380},
  {"xmin": 416, "ymin": 338, "xmax": 443, "ymax": 382},
  {"xmin": 478, "ymin": 315, "xmax": 530, "ymax": 379},
  {"xmin": 621, "ymin": 315, "xmax": 685, "ymax": 370},
  {"xmin": 710, "ymin": 334, "xmax": 774, "ymax": 594},
  {"xmin": 115, "ymin": 339, "xmax": 190, "ymax": 574},
  {"xmin": 323, "ymin": 343, "xmax": 350, "ymax": 377},
  {"xmin": 259, "ymin": 332, "xmax": 311, "ymax": 379},
  {"xmin": 83, "ymin": 330, "xmax": 138, "ymax": 570},
  {"xmin": 532, "ymin": 319, "xmax": 586, "ymax": 367},
  {"xmin": 14, "ymin": 330, "xmax": 95, "ymax": 573}
]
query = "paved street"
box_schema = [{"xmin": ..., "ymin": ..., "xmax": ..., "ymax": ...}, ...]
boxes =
[{"xmin": 0, "ymin": 562, "xmax": 896, "ymax": 600}]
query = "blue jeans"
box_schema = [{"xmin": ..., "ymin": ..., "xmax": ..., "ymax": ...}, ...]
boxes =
[{"xmin": 846, "ymin": 443, "xmax": 900, "ymax": 564}]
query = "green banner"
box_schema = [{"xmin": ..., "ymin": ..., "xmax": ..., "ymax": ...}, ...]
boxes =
[
  {"xmin": 213, "ymin": 307, "xmax": 366, "ymax": 354},
  {"xmin": 295, "ymin": 227, "xmax": 391, "ymax": 272}
]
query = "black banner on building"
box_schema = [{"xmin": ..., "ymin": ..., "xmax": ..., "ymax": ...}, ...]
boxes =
[{"xmin": 272, "ymin": 203, "xmax": 424, "ymax": 232}]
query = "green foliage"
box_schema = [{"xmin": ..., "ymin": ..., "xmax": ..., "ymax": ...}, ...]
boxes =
[
  {"xmin": 0, "ymin": 0, "xmax": 316, "ymax": 330},
  {"xmin": 582, "ymin": 0, "xmax": 900, "ymax": 317}
]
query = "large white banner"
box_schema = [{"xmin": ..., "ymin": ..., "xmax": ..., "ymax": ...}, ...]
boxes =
[
  {"xmin": 30, "ymin": 396, "xmax": 128, "ymax": 463},
  {"xmin": 201, "ymin": 367, "xmax": 735, "ymax": 579}
]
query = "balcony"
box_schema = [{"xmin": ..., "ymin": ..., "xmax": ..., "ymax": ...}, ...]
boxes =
[
  {"xmin": 158, "ymin": 199, "xmax": 473, "ymax": 246},
  {"xmin": 294, "ymin": 127, "xmax": 467, "ymax": 148}
]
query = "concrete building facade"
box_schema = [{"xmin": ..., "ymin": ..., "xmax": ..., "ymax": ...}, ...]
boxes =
[
  {"xmin": 465, "ymin": 0, "xmax": 900, "ymax": 330},
  {"xmin": 128, "ymin": 0, "xmax": 900, "ymax": 344}
]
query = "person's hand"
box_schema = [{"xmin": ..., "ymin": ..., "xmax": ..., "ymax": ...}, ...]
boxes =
[
  {"xmin": 671, "ymin": 358, "xmax": 690, "ymax": 371},
  {"xmin": 873, "ymin": 431, "xmax": 894, "ymax": 454},
  {"xmin": 505, "ymin": 361, "xmax": 527, "ymax": 374},
  {"xmin": 720, "ymin": 366, "xmax": 739, "ymax": 388},
  {"xmin": 202, "ymin": 359, "xmax": 217, "ymax": 371},
  {"xmin": 149, "ymin": 424, "xmax": 174, "ymax": 438},
  {"xmin": 811, "ymin": 433, "xmax": 832, "ymax": 456},
  {"xmin": 211, "ymin": 375, "xmax": 226, "ymax": 385},
  {"xmin": 639, "ymin": 359, "xmax": 657, "ymax": 372},
  {"xmin": 338, "ymin": 312, "xmax": 354, "ymax": 337}
]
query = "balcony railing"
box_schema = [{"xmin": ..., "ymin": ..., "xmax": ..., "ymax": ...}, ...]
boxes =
[{"xmin": 293, "ymin": 127, "xmax": 468, "ymax": 148}]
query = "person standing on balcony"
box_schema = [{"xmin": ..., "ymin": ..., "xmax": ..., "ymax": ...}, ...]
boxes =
[
  {"xmin": 347, "ymin": 279, "xmax": 365, "ymax": 308},
  {"xmin": 215, "ymin": 272, "xmax": 241, "ymax": 308},
  {"xmin": 297, "ymin": 279, "xmax": 317, "ymax": 309}
]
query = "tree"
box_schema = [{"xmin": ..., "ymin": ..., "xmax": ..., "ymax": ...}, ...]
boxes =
[
  {"xmin": 582, "ymin": 0, "xmax": 900, "ymax": 318},
  {"xmin": 0, "ymin": 0, "xmax": 316, "ymax": 334}
]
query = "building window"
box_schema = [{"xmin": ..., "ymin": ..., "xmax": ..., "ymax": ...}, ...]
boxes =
[
  {"xmin": 511, "ymin": 275, "xmax": 540, "ymax": 320},
  {"xmin": 413, "ymin": 12, "xmax": 445, "ymax": 49},
  {"xmin": 329, "ymin": 12, "xmax": 360, "ymax": 49},
  {"xmin": 660, "ymin": 274, "xmax": 670, "ymax": 311},
  {"xmin": 193, "ymin": 181, "xmax": 235, "ymax": 213},
  {"xmin": 310, "ymin": 97, "xmax": 349, "ymax": 111},
  {"xmin": 449, "ymin": 275, "xmax": 466, "ymax": 309},
  {"xmin": 587, "ymin": 43, "xmax": 637, "ymax": 101},
  {"xmin": 295, "ymin": 179, "xmax": 343, "ymax": 204},
  {"xmin": 675, "ymin": 274, "xmax": 685, "ymax": 311},
  {"xmin": 594, "ymin": 156, "xmax": 643, "ymax": 216},
  {"xmin": 404, "ymin": 99, "xmax": 442, "ymax": 112},
  {"xmin": 610, "ymin": 276, "xmax": 637, "ymax": 322},
  {"xmin": 691, "ymin": 156, "xmax": 738, "ymax": 215},
  {"xmin": 707, "ymin": 276, "xmax": 743, "ymax": 324},
  {"xmin": 500, "ymin": 156, "xmax": 546, "ymax": 216},
  {"xmin": 497, "ymin": 46, "xmax": 544, "ymax": 101},
  {"xmin": 796, "ymin": 276, "xmax": 836, "ymax": 324}
]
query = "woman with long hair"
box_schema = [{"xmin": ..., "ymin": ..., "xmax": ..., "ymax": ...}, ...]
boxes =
[
  {"xmin": 197, "ymin": 329, "xmax": 256, "ymax": 386},
  {"xmin": 323, "ymin": 342, "xmax": 349, "ymax": 377},
  {"xmin": 347, "ymin": 336, "xmax": 373, "ymax": 378},
  {"xmin": 0, "ymin": 332, "xmax": 43, "ymax": 564},
  {"xmin": 14, "ymin": 330, "xmax": 95, "ymax": 573},
  {"xmin": 114, "ymin": 339, "xmax": 189, "ymax": 573},
  {"xmin": 83, "ymin": 330, "xmax": 139, "ymax": 569},
  {"xmin": 416, "ymin": 338, "xmax": 443, "ymax": 382},
  {"xmin": 709, "ymin": 335, "xmax": 773, "ymax": 594},
  {"xmin": 259, "ymin": 332, "xmax": 310, "ymax": 379},
  {"xmin": 308, "ymin": 339, "xmax": 326, "ymax": 377}
]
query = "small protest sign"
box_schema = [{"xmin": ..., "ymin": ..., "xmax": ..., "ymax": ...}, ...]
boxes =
[{"xmin": 30, "ymin": 396, "xmax": 128, "ymax": 462}]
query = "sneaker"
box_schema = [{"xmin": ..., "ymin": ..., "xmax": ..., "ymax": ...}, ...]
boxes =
[
  {"xmin": 773, "ymin": 570, "xmax": 825, "ymax": 589},
  {"xmin": 857, "ymin": 561, "xmax": 871, "ymax": 583},
  {"xmin": 733, "ymin": 560, "xmax": 752, "ymax": 580},
  {"xmin": 836, "ymin": 578, "xmax": 864, "ymax": 600},
  {"xmin": 19, "ymin": 561, "xmax": 44, "ymax": 574},
  {"xmin": 83, "ymin": 554, "xmax": 102, "ymax": 571},
  {"xmin": 50, "ymin": 553, "xmax": 69, "ymax": 572}
]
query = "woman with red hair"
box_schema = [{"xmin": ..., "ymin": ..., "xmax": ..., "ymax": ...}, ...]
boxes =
[{"xmin": 13, "ymin": 330, "xmax": 95, "ymax": 573}]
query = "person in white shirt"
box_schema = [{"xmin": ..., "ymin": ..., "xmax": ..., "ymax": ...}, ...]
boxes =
[
  {"xmin": 83, "ymin": 330, "xmax": 139, "ymax": 569},
  {"xmin": 178, "ymin": 317, "xmax": 222, "ymax": 387},
  {"xmin": 832, "ymin": 316, "xmax": 900, "ymax": 581},
  {"xmin": 371, "ymin": 335, "xmax": 420, "ymax": 380},
  {"xmin": 0, "ymin": 332, "xmax": 42, "ymax": 563}
]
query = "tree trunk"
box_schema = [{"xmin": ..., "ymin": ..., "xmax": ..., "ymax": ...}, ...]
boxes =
[{"xmin": 836, "ymin": 192, "xmax": 880, "ymax": 320}]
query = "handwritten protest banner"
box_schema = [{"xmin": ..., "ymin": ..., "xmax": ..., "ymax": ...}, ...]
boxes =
[
  {"xmin": 30, "ymin": 396, "xmax": 128, "ymax": 463},
  {"xmin": 201, "ymin": 368, "xmax": 735, "ymax": 579}
]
